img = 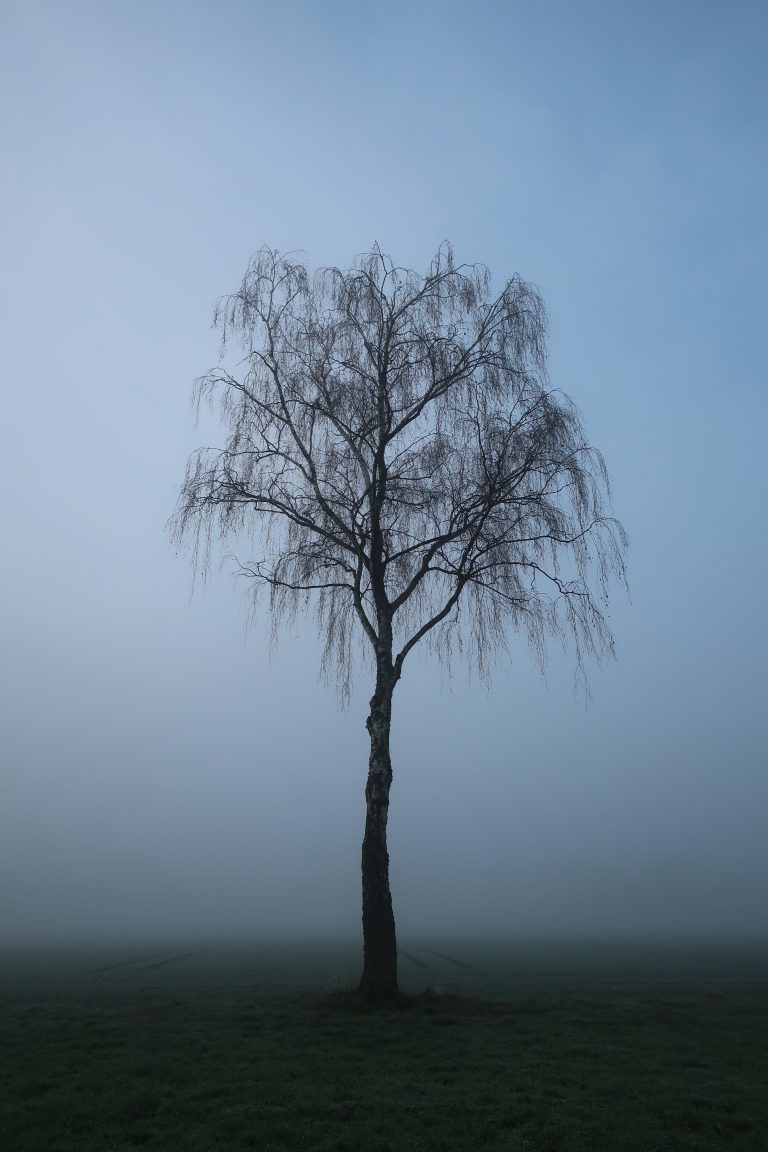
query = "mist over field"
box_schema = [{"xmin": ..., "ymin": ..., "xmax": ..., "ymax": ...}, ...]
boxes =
[{"xmin": 2, "ymin": 0, "xmax": 766, "ymax": 952}]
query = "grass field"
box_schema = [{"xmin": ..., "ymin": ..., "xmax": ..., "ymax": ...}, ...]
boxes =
[{"xmin": 1, "ymin": 939, "xmax": 767, "ymax": 1150}]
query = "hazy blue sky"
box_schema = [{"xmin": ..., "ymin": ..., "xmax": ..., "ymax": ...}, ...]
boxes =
[{"xmin": 2, "ymin": 0, "xmax": 766, "ymax": 942}]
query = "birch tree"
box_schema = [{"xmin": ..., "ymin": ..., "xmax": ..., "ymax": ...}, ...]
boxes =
[{"xmin": 170, "ymin": 244, "xmax": 628, "ymax": 999}]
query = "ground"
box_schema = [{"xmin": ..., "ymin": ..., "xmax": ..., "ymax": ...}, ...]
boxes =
[{"xmin": 1, "ymin": 938, "xmax": 766, "ymax": 1150}]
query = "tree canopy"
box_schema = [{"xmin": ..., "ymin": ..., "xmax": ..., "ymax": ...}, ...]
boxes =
[{"xmin": 171, "ymin": 243, "xmax": 627, "ymax": 697}]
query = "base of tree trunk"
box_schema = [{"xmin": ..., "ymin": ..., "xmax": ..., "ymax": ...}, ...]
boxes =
[
  {"xmin": 358, "ymin": 960, "xmax": 398, "ymax": 1001},
  {"xmin": 359, "ymin": 888, "xmax": 398, "ymax": 999}
]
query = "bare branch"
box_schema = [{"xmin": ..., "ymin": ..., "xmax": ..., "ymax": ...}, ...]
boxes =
[{"xmin": 170, "ymin": 243, "xmax": 628, "ymax": 698}]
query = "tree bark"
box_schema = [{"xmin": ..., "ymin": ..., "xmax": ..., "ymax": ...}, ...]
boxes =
[{"xmin": 359, "ymin": 664, "xmax": 398, "ymax": 999}]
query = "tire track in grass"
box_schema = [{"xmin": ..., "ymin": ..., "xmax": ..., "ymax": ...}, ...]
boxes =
[
  {"xmin": 95, "ymin": 944, "xmax": 220, "ymax": 974},
  {"xmin": 94, "ymin": 950, "xmax": 179, "ymax": 973},
  {"xmin": 399, "ymin": 949, "xmax": 430, "ymax": 970},
  {"xmin": 416, "ymin": 947, "xmax": 476, "ymax": 970},
  {"xmin": 138, "ymin": 944, "xmax": 221, "ymax": 970}
]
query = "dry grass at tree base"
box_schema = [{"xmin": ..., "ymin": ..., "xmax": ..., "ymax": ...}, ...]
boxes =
[{"xmin": 2, "ymin": 990, "xmax": 767, "ymax": 1152}]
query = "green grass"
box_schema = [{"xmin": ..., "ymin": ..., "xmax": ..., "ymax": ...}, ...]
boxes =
[{"xmin": 2, "ymin": 991, "xmax": 766, "ymax": 1151}]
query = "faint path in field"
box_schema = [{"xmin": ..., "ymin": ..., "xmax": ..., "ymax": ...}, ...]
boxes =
[
  {"xmin": 399, "ymin": 949, "xmax": 430, "ymax": 970},
  {"xmin": 94, "ymin": 951, "xmax": 176, "ymax": 973},
  {"xmin": 415, "ymin": 947, "xmax": 477, "ymax": 970},
  {"xmin": 94, "ymin": 944, "xmax": 220, "ymax": 974},
  {"xmin": 139, "ymin": 945, "xmax": 221, "ymax": 971}
]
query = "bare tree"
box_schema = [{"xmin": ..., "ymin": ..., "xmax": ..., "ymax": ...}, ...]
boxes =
[{"xmin": 170, "ymin": 244, "xmax": 627, "ymax": 999}]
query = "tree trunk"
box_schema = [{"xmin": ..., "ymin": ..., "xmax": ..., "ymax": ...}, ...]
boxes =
[{"xmin": 359, "ymin": 669, "xmax": 398, "ymax": 999}]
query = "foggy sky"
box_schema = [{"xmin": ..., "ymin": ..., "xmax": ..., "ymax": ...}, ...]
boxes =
[{"xmin": 2, "ymin": 0, "xmax": 766, "ymax": 943}]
